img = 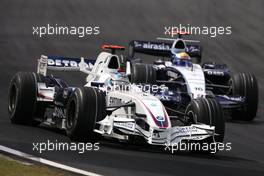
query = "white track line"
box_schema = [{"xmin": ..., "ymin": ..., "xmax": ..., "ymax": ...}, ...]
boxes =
[{"xmin": 0, "ymin": 145, "xmax": 103, "ymax": 176}]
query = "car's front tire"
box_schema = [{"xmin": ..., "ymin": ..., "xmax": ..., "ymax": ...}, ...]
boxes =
[
  {"xmin": 186, "ymin": 98, "xmax": 225, "ymax": 143},
  {"xmin": 185, "ymin": 98, "xmax": 225, "ymax": 153},
  {"xmin": 66, "ymin": 87, "xmax": 106, "ymax": 142}
]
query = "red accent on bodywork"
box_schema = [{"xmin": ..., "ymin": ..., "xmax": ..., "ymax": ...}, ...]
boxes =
[
  {"xmin": 117, "ymin": 67, "xmax": 125, "ymax": 72},
  {"xmin": 38, "ymin": 93, "xmax": 53, "ymax": 100},
  {"xmin": 140, "ymin": 101, "xmax": 169, "ymax": 129},
  {"xmin": 101, "ymin": 44, "xmax": 125, "ymax": 50}
]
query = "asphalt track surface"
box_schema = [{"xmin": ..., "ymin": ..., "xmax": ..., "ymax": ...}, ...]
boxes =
[{"xmin": 0, "ymin": 0, "xmax": 264, "ymax": 176}]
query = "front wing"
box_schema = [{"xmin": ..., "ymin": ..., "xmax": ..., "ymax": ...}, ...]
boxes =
[{"xmin": 96, "ymin": 117, "xmax": 215, "ymax": 146}]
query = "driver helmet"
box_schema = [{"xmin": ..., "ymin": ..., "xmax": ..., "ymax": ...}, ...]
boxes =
[
  {"xmin": 172, "ymin": 51, "xmax": 190, "ymax": 60},
  {"xmin": 171, "ymin": 51, "xmax": 191, "ymax": 66}
]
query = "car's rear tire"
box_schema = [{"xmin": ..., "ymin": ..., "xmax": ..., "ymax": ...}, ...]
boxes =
[
  {"xmin": 186, "ymin": 98, "xmax": 225, "ymax": 143},
  {"xmin": 229, "ymin": 73, "xmax": 258, "ymax": 121},
  {"xmin": 8, "ymin": 72, "xmax": 39, "ymax": 125},
  {"xmin": 130, "ymin": 64, "xmax": 156, "ymax": 84},
  {"xmin": 66, "ymin": 87, "xmax": 106, "ymax": 142}
]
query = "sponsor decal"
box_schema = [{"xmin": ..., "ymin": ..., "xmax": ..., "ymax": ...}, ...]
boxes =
[
  {"xmin": 133, "ymin": 41, "xmax": 200, "ymax": 53},
  {"xmin": 109, "ymin": 97, "xmax": 123, "ymax": 106},
  {"xmin": 39, "ymin": 88, "xmax": 54, "ymax": 91},
  {"xmin": 175, "ymin": 126, "xmax": 199, "ymax": 135},
  {"xmin": 114, "ymin": 122, "xmax": 135, "ymax": 131},
  {"xmin": 186, "ymin": 45, "xmax": 199, "ymax": 53},
  {"xmin": 204, "ymin": 70, "xmax": 225, "ymax": 76},
  {"xmin": 229, "ymin": 96, "xmax": 243, "ymax": 101},
  {"xmin": 47, "ymin": 57, "xmax": 94, "ymax": 69},
  {"xmin": 223, "ymin": 95, "xmax": 244, "ymax": 101},
  {"xmin": 134, "ymin": 41, "xmax": 171, "ymax": 51},
  {"xmin": 194, "ymin": 87, "xmax": 204, "ymax": 91}
]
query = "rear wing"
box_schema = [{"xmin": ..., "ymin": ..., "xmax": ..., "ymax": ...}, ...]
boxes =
[
  {"xmin": 37, "ymin": 55, "xmax": 95, "ymax": 76},
  {"xmin": 128, "ymin": 40, "xmax": 202, "ymax": 58},
  {"xmin": 101, "ymin": 44, "xmax": 125, "ymax": 54}
]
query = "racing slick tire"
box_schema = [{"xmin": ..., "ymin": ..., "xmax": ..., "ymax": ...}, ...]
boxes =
[
  {"xmin": 130, "ymin": 63, "xmax": 156, "ymax": 84},
  {"xmin": 229, "ymin": 73, "xmax": 258, "ymax": 121},
  {"xmin": 8, "ymin": 72, "xmax": 39, "ymax": 125},
  {"xmin": 66, "ymin": 87, "xmax": 106, "ymax": 142},
  {"xmin": 186, "ymin": 98, "xmax": 225, "ymax": 143}
]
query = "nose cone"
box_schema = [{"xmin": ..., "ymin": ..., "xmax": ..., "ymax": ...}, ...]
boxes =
[{"xmin": 141, "ymin": 99, "xmax": 170, "ymax": 129}]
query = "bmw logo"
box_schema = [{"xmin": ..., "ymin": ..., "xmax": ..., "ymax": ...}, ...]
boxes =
[{"xmin": 155, "ymin": 116, "xmax": 165, "ymax": 122}]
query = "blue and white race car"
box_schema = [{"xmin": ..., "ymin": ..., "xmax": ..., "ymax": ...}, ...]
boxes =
[{"xmin": 127, "ymin": 33, "xmax": 258, "ymax": 122}]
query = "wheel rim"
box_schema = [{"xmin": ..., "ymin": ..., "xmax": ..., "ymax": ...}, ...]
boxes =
[{"xmin": 185, "ymin": 105, "xmax": 196, "ymax": 124}]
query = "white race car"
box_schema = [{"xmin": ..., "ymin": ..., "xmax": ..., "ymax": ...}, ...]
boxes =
[{"xmin": 8, "ymin": 45, "xmax": 224, "ymax": 150}]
